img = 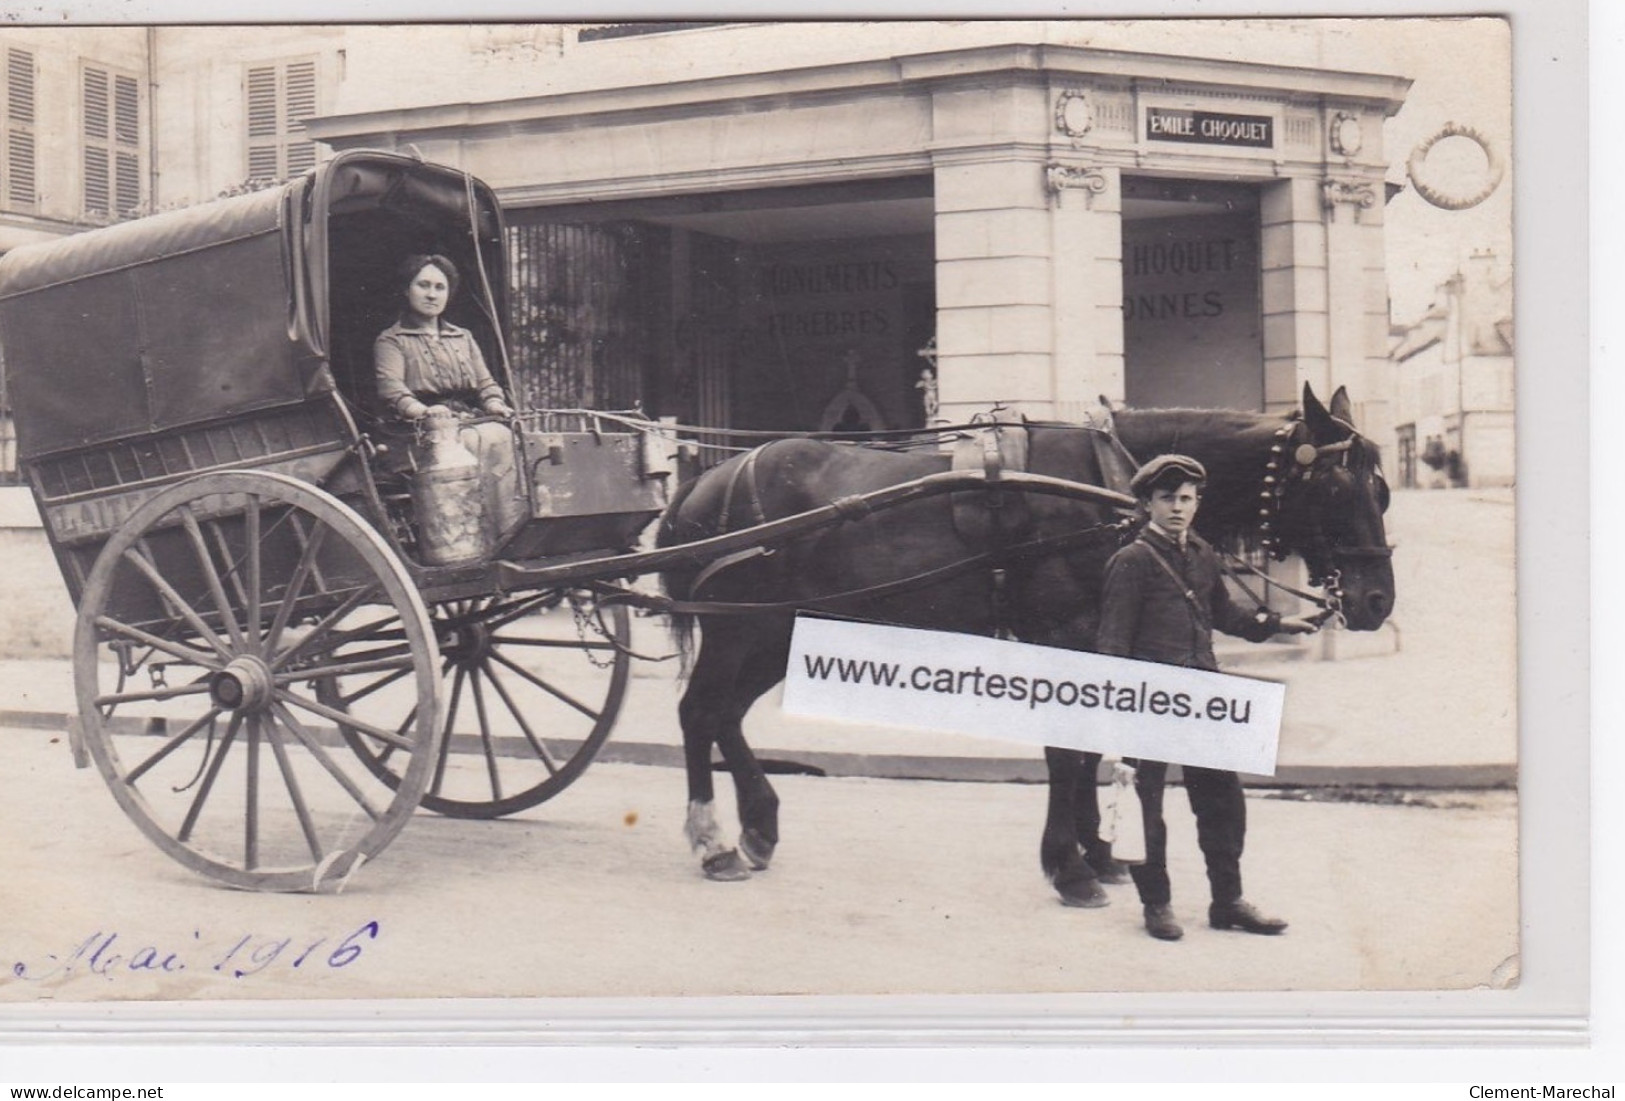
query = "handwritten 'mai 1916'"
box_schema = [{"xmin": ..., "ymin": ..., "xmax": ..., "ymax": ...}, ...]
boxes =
[{"xmin": 9, "ymin": 920, "xmax": 380, "ymax": 982}]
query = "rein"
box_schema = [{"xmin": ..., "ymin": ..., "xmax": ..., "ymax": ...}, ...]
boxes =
[{"xmin": 614, "ymin": 514, "xmax": 1136, "ymax": 621}]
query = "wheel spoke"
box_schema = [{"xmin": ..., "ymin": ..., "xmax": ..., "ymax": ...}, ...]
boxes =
[
  {"xmin": 431, "ymin": 666, "xmax": 466, "ymax": 797},
  {"xmin": 270, "ymin": 700, "xmax": 382, "ymax": 821},
  {"xmin": 122, "ymin": 548, "xmax": 232, "ymax": 660},
  {"xmin": 328, "ymin": 665, "xmax": 413, "ymax": 709},
  {"xmin": 262, "ymin": 519, "xmax": 329, "ymax": 658},
  {"xmin": 479, "ymin": 595, "xmax": 559, "ymax": 633},
  {"xmin": 268, "ymin": 584, "xmax": 382, "ymax": 671},
  {"xmin": 123, "ymin": 707, "xmax": 224, "ymax": 785},
  {"xmin": 93, "ymin": 615, "xmax": 222, "ymax": 670},
  {"xmin": 483, "ymin": 660, "xmax": 558, "ymax": 775},
  {"xmin": 274, "ymin": 687, "xmax": 415, "ymax": 752},
  {"xmin": 244, "ymin": 497, "xmax": 262, "ymax": 654},
  {"xmin": 206, "ymin": 518, "xmax": 252, "ymax": 630},
  {"xmin": 273, "ymin": 648, "xmax": 416, "ymax": 684},
  {"xmin": 177, "ymin": 711, "xmax": 242, "ymax": 844},
  {"xmin": 487, "ymin": 635, "xmax": 619, "ymax": 652},
  {"xmin": 245, "ymin": 713, "xmax": 261, "ymax": 871},
  {"xmin": 489, "ymin": 650, "xmax": 601, "ymax": 720},
  {"xmin": 95, "ymin": 678, "xmax": 214, "ymax": 708},
  {"xmin": 263, "ymin": 708, "xmax": 322, "ymax": 861},
  {"xmin": 468, "ymin": 669, "xmax": 503, "ymax": 802},
  {"xmin": 179, "ymin": 506, "xmax": 247, "ymax": 652}
]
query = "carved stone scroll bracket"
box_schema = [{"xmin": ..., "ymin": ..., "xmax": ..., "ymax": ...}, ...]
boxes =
[
  {"xmin": 1321, "ymin": 178, "xmax": 1378, "ymax": 222},
  {"xmin": 1045, "ymin": 163, "xmax": 1108, "ymax": 209}
]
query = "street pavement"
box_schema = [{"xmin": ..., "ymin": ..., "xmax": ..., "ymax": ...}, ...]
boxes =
[
  {"xmin": 0, "ymin": 723, "xmax": 1516, "ymax": 1002},
  {"xmin": 0, "ymin": 486, "xmax": 1520, "ymax": 1006}
]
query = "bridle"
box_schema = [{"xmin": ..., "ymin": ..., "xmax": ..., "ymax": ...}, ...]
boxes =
[{"xmin": 1249, "ymin": 411, "xmax": 1394, "ymax": 617}]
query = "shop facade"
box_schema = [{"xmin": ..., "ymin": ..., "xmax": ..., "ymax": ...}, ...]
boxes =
[{"xmin": 308, "ymin": 44, "xmax": 1414, "ymax": 451}]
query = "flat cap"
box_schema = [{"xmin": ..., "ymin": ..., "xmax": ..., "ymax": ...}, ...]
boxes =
[{"xmin": 1129, "ymin": 453, "xmax": 1208, "ymax": 497}]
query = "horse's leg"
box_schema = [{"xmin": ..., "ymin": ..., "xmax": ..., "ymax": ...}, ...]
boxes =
[
  {"xmin": 677, "ymin": 620, "xmax": 755, "ymax": 882},
  {"xmin": 713, "ymin": 632, "xmax": 791, "ymax": 871},
  {"xmin": 1041, "ymin": 747, "xmax": 1108, "ymax": 907},
  {"xmin": 1073, "ymin": 753, "xmax": 1128, "ymax": 883}
]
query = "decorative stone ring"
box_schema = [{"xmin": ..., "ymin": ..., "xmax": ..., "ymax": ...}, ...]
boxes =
[{"xmin": 1407, "ymin": 122, "xmax": 1504, "ymax": 211}]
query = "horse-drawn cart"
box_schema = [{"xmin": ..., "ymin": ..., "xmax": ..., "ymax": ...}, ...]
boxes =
[{"xmin": 0, "ymin": 151, "xmax": 1143, "ymax": 892}]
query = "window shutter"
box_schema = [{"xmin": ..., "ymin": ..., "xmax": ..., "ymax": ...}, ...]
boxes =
[
  {"xmin": 82, "ymin": 64, "xmax": 141, "ymax": 218},
  {"xmin": 84, "ymin": 147, "xmax": 109, "ymax": 216},
  {"xmin": 5, "ymin": 48, "xmax": 34, "ymax": 207},
  {"xmin": 83, "ymin": 68, "xmax": 108, "ymax": 140},
  {"xmin": 246, "ymin": 65, "xmax": 277, "ymax": 138},
  {"xmin": 114, "ymin": 74, "xmax": 139, "ymax": 145},
  {"xmin": 284, "ymin": 60, "xmax": 316, "ymax": 175},
  {"xmin": 245, "ymin": 59, "xmax": 320, "ymax": 181},
  {"xmin": 7, "ymin": 130, "xmax": 33, "ymax": 206},
  {"xmin": 7, "ymin": 48, "xmax": 33, "ymax": 123}
]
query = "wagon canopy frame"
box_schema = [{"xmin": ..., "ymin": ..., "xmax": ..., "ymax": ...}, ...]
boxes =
[{"xmin": 0, "ymin": 149, "xmax": 508, "ymax": 464}]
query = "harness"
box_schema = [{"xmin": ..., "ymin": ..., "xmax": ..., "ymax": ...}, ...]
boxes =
[
  {"xmin": 1234, "ymin": 411, "xmax": 1393, "ymax": 624},
  {"xmin": 631, "ymin": 404, "xmax": 1386, "ymax": 640}
]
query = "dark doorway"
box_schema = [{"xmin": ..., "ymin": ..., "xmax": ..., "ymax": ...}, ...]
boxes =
[{"xmin": 1121, "ymin": 177, "xmax": 1263, "ymax": 411}]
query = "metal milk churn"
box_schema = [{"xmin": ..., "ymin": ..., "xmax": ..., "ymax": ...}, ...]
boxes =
[{"xmin": 411, "ymin": 415, "xmax": 488, "ymax": 566}]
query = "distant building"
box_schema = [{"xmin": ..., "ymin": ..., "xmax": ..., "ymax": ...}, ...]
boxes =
[{"xmin": 1391, "ymin": 251, "xmax": 1514, "ymax": 489}]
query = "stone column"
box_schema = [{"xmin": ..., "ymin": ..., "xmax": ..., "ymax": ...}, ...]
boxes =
[
  {"xmin": 932, "ymin": 148, "xmax": 1056, "ymax": 424},
  {"xmin": 1260, "ymin": 176, "xmax": 1330, "ymax": 415},
  {"xmin": 1046, "ymin": 162, "xmax": 1124, "ymax": 419}
]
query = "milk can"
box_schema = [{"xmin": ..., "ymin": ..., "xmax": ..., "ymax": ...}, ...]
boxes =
[{"xmin": 411, "ymin": 415, "xmax": 487, "ymax": 565}]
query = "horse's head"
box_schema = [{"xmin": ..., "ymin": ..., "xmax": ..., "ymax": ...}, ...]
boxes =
[{"xmin": 1270, "ymin": 383, "xmax": 1395, "ymax": 631}]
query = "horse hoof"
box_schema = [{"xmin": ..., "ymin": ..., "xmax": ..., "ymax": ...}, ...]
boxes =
[
  {"xmin": 702, "ymin": 849, "xmax": 753, "ymax": 882},
  {"xmin": 1057, "ymin": 877, "xmax": 1110, "ymax": 909},
  {"xmin": 1089, "ymin": 856, "xmax": 1132, "ymax": 885},
  {"xmin": 740, "ymin": 829, "xmax": 775, "ymax": 871}
]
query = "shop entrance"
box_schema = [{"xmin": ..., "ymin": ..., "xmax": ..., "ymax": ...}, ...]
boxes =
[
  {"xmin": 505, "ymin": 177, "xmax": 936, "ymax": 441},
  {"xmin": 1120, "ymin": 177, "xmax": 1263, "ymax": 411}
]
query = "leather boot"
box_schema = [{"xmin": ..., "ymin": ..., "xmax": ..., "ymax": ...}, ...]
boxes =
[
  {"xmin": 1208, "ymin": 898, "xmax": 1288, "ymax": 935},
  {"xmin": 1143, "ymin": 903, "xmax": 1184, "ymax": 941}
]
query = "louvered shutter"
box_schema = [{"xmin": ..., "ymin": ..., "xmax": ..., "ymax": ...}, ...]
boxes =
[
  {"xmin": 82, "ymin": 64, "xmax": 141, "ymax": 218},
  {"xmin": 82, "ymin": 68, "xmax": 109, "ymax": 215},
  {"xmin": 284, "ymin": 60, "xmax": 316, "ymax": 174},
  {"xmin": 4, "ymin": 47, "xmax": 34, "ymax": 207},
  {"xmin": 246, "ymin": 64, "xmax": 279, "ymax": 178},
  {"xmin": 245, "ymin": 60, "xmax": 319, "ymax": 181}
]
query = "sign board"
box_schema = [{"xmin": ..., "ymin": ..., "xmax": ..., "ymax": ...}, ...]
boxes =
[
  {"xmin": 1145, "ymin": 107, "xmax": 1274, "ymax": 148},
  {"xmin": 783, "ymin": 616, "xmax": 1286, "ymax": 775}
]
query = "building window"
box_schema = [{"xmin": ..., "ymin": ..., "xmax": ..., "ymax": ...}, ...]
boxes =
[
  {"xmin": 3, "ymin": 47, "xmax": 35, "ymax": 210},
  {"xmin": 245, "ymin": 59, "xmax": 317, "ymax": 182},
  {"xmin": 83, "ymin": 63, "xmax": 141, "ymax": 220}
]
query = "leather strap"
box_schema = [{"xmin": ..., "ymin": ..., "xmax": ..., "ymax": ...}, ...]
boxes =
[{"xmin": 1135, "ymin": 536, "xmax": 1212, "ymax": 633}]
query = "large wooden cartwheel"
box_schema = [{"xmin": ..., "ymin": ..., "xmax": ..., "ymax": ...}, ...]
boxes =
[{"xmin": 73, "ymin": 471, "xmax": 442, "ymax": 892}]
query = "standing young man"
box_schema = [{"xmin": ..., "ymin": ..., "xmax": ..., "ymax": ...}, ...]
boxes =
[{"xmin": 1097, "ymin": 454, "xmax": 1321, "ymax": 941}]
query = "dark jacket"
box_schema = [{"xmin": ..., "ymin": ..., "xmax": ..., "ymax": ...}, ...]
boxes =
[{"xmin": 1096, "ymin": 526, "xmax": 1279, "ymax": 671}]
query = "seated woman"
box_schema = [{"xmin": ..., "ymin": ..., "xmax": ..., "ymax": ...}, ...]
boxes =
[{"xmin": 375, "ymin": 253, "xmax": 526, "ymax": 551}]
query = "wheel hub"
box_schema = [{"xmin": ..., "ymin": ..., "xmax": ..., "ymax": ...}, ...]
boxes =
[
  {"xmin": 442, "ymin": 620, "xmax": 493, "ymax": 669},
  {"xmin": 210, "ymin": 655, "xmax": 275, "ymax": 713}
]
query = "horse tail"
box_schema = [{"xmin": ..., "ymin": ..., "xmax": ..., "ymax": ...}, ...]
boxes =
[{"xmin": 655, "ymin": 470, "xmax": 707, "ymax": 677}]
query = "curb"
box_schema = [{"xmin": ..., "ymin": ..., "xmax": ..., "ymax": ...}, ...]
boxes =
[{"xmin": 3, "ymin": 708, "xmax": 1515, "ymax": 789}]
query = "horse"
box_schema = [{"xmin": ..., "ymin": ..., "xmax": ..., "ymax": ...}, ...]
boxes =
[{"xmin": 654, "ymin": 383, "xmax": 1394, "ymax": 894}]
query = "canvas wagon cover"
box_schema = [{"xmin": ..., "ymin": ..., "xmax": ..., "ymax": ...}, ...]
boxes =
[{"xmin": 0, "ymin": 183, "xmax": 316, "ymax": 461}]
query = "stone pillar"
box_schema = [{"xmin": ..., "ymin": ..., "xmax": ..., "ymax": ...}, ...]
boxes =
[
  {"xmin": 932, "ymin": 149, "xmax": 1056, "ymax": 424},
  {"xmin": 1046, "ymin": 162, "xmax": 1124, "ymax": 420},
  {"xmin": 1260, "ymin": 176, "xmax": 1330, "ymax": 415}
]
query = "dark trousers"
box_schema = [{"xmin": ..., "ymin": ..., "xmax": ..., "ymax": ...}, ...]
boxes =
[{"xmin": 1127, "ymin": 760, "xmax": 1246, "ymax": 907}]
